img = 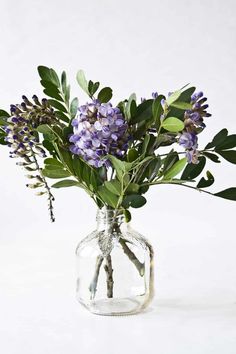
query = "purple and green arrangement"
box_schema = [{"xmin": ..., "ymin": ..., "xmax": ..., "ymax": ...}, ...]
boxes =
[{"xmin": 1, "ymin": 66, "xmax": 236, "ymax": 223}]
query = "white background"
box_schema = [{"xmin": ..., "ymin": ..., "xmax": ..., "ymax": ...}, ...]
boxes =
[{"xmin": 0, "ymin": 0, "xmax": 236, "ymax": 353}]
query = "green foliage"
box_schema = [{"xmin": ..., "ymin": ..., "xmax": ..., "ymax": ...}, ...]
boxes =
[
  {"xmin": 166, "ymin": 90, "xmax": 181, "ymax": 105},
  {"xmin": 122, "ymin": 194, "xmax": 147, "ymax": 208},
  {"xmin": 181, "ymin": 156, "xmax": 206, "ymax": 180},
  {"xmin": 214, "ymin": 188, "xmax": 236, "ymax": 201},
  {"xmin": 52, "ymin": 180, "xmax": 80, "ymax": 188},
  {"xmin": 131, "ymin": 99, "xmax": 153, "ymax": 124},
  {"xmin": 197, "ymin": 171, "xmax": 214, "ymax": 188},
  {"xmin": 161, "ymin": 117, "xmax": 185, "ymax": 132},
  {"xmin": 42, "ymin": 168, "xmax": 71, "ymax": 179},
  {"xmin": 98, "ymin": 185, "xmax": 119, "ymax": 208},
  {"xmin": 76, "ymin": 70, "xmax": 90, "ymax": 96},
  {"xmin": 125, "ymin": 93, "xmax": 137, "ymax": 121},
  {"xmin": 104, "ymin": 180, "xmax": 121, "ymax": 195},
  {"xmin": 2, "ymin": 67, "xmax": 236, "ymax": 220},
  {"xmin": 97, "ymin": 87, "xmax": 113, "ymax": 103},
  {"xmin": 163, "ymin": 157, "xmax": 187, "ymax": 180}
]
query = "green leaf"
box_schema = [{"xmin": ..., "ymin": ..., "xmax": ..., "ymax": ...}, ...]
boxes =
[
  {"xmin": 65, "ymin": 85, "xmax": 70, "ymax": 104},
  {"xmin": 215, "ymin": 134, "xmax": 236, "ymax": 150},
  {"xmin": 152, "ymin": 95, "xmax": 164, "ymax": 129},
  {"xmin": 97, "ymin": 87, "xmax": 113, "ymax": 103},
  {"xmin": 104, "ymin": 180, "xmax": 121, "ymax": 195},
  {"xmin": 92, "ymin": 82, "xmax": 100, "ymax": 95},
  {"xmin": 41, "ymin": 125, "xmax": 62, "ymax": 142},
  {"xmin": 50, "ymin": 68, "xmax": 60, "ymax": 87},
  {"xmin": 42, "ymin": 140, "xmax": 57, "ymax": 157},
  {"xmin": 88, "ymin": 81, "xmax": 100, "ymax": 96},
  {"xmin": 127, "ymin": 148, "xmax": 139, "ymax": 162},
  {"xmin": 38, "ymin": 66, "xmax": 60, "ymax": 87},
  {"xmin": 126, "ymin": 93, "xmax": 137, "ymax": 120},
  {"xmin": 203, "ymin": 152, "xmax": 221, "ymax": 163},
  {"xmin": 178, "ymin": 87, "xmax": 195, "ymax": 102},
  {"xmin": 47, "ymin": 99, "xmax": 67, "ymax": 113},
  {"xmin": 163, "ymin": 151, "xmax": 179, "ymax": 173},
  {"xmin": 55, "ymin": 145, "xmax": 74, "ymax": 173},
  {"xmin": 98, "ymin": 185, "xmax": 119, "ymax": 208},
  {"xmin": 141, "ymin": 135, "xmax": 150, "ymax": 155},
  {"xmin": 132, "ymin": 99, "xmax": 153, "ymax": 124},
  {"xmin": 43, "ymin": 86, "xmax": 63, "ymax": 102},
  {"xmin": 124, "ymin": 209, "xmax": 132, "ymax": 222},
  {"xmin": 61, "ymin": 71, "xmax": 67, "ymax": 95},
  {"xmin": 126, "ymin": 183, "xmax": 140, "ymax": 194},
  {"xmin": 0, "ymin": 109, "xmax": 10, "ymax": 118},
  {"xmin": 52, "ymin": 179, "xmax": 80, "ymax": 188},
  {"xmin": 70, "ymin": 98, "xmax": 79, "ymax": 118},
  {"xmin": 162, "ymin": 117, "xmax": 184, "ymax": 132},
  {"xmin": 164, "ymin": 157, "xmax": 187, "ymax": 180},
  {"xmin": 89, "ymin": 170, "xmax": 98, "ymax": 191},
  {"xmin": 170, "ymin": 101, "xmax": 192, "ymax": 110},
  {"xmin": 0, "ymin": 117, "xmax": 8, "ymax": 126},
  {"xmin": 147, "ymin": 156, "xmax": 162, "ymax": 182},
  {"xmin": 166, "ymin": 90, "xmax": 181, "ymax": 105},
  {"xmin": 42, "ymin": 168, "xmax": 71, "ymax": 179},
  {"xmin": 205, "ymin": 129, "xmax": 228, "ymax": 149},
  {"xmin": 108, "ymin": 155, "xmax": 126, "ymax": 181},
  {"xmin": 76, "ymin": 70, "xmax": 89, "ymax": 95},
  {"xmin": 217, "ymin": 150, "xmax": 236, "ymax": 164},
  {"xmin": 72, "ymin": 155, "xmax": 83, "ymax": 180},
  {"xmin": 122, "ymin": 194, "xmax": 146, "ymax": 209},
  {"xmin": 214, "ymin": 188, "xmax": 236, "ymax": 201},
  {"xmin": 197, "ymin": 171, "xmax": 214, "ymax": 188},
  {"xmin": 37, "ymin": 124, "xmax": 55, "ymax": 138},
  {"xmin": 44, "ymin": 158, "xmax": 64, "ymax": 167},
  {"xmin": 181, "ymin": 156, "xmax": 206, "ymax": 180},
  {"xmin": 0, "ymin": 139, "xmax": 7, "ymax": 145},
  {"xmin": 54, "ymin": 110, "xmax": 70, "ymax": 123},
  {"xmin": 82, "ymin": 164, "xmax": 90, "ymax": 187}
]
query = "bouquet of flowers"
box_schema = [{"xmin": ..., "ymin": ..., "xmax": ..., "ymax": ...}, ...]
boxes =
[
  {"xmin": 1, "ymin": 66, "xmax": 236, "ymax": 315},
  {"xmin": 1, "ymin": 66, "xmax": 235, "ymax": 223}
]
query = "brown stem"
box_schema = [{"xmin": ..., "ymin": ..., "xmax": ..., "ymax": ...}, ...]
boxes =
[
  {"xmin": 104, "ymin": 255, "xmax": 114, "ymax": 298},
  {"xmin": 89, "ymin": 255, "xmax": 104, "ymax": 300},
  {"xmin": 119, "ymin": 239, "xmax": 145, "ymax": 276}
]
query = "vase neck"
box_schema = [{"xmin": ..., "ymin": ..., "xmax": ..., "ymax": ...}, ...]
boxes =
[{"xmin": 96, "ymin": 207, "xmax": 129, "ymax": 232}]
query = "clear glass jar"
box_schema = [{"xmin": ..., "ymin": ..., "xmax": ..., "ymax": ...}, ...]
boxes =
[{"xmin": 75, "ymin": 207, "xmax": 154, "ymax": 316}]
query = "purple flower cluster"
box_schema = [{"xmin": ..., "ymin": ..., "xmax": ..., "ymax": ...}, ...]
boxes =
[
  {"xmin": 4, "ymin": 96, "xmax": 48, "ymax": 159},
  {"xmin": 69, "ymin": 100, "xmax": 129, "ymax": 168},
  {"xmin": 179, "ymin": 91, "xmax": 211, "ymax": 164},
  {"xmin": 184, "ymin": 91, "xmax": 211, "ymax": 129}
]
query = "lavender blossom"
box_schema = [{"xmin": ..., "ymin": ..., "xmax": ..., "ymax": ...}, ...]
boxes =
[
  {"xmin": 184, "ymin": 91, "xmax": 211, "ymax": 129},
  {"xmin": 69, "ymin": 100, "xmax": 129, "ymax": 168},
  {"xmin": 3, "ymin": 96, "xmax": 52, "ymax": 158},
  {"xmin": 179, "ymin": 132, "xmax": 198, "ymax": 150}
]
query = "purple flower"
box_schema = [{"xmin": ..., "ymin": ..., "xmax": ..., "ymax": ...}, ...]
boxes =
[
  {"xmin": 69, "ymin": 100, "xmax": 130, "ymax": 168},
  {"xmin": 152, "ymin": 92, "xmax": 158, "ymax": 99},
  {"xmin": 186, "ymin": 149, "xmax": 200, "ymax": 164},
  {"xmin": 184, "ymin": 90, "xmax": 211, "ymax": 130},
  {"xmin": 179, "ymin": 132, "xmax": 198, "ymax": 150}
]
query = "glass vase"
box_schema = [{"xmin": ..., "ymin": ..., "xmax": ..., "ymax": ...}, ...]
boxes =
[{"xmin": 75, "ymin": 207, "xmax": 154, "ymax": 316}]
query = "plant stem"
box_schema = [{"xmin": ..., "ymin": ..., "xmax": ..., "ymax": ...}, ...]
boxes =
[
  {"xmin": 142, "ymin": 179, "xmax": 215, "ymax": 196},
  {"xmin": 31, "ymin": 150, "xmax": 55, "ymax": 222},
  {"xmin": 89, "ymin": 255, "xmax": 104, "ymax": 300},
  {"xmin": 104, "ymin": 255, "xmax": 114, "ymax": 298},
  {"xmin": 119, "ymin": 238, "xmax": 145, "ymax": 276}
]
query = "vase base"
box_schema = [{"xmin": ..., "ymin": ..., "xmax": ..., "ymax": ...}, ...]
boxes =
[{"xmin": 77, "ymin": 296, "xmax": 148, "ymax": 316}]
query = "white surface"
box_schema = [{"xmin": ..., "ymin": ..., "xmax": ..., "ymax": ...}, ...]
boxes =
[{"xmin": 0, "ymin": 0, "xmax": 236, "ymax": 353}]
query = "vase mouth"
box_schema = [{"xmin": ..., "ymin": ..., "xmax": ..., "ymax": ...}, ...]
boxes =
[{"xmin": 96, "ymin": 207, "xmax": 127, "ymax": 225}]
